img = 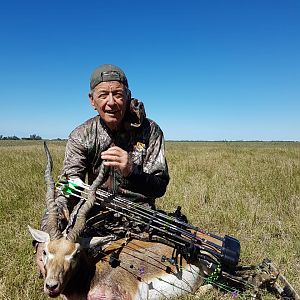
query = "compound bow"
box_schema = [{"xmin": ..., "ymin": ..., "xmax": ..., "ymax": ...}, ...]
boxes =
[{"xmin": 56, "ymin": 178, "xmax": 299, "ymax": 300}]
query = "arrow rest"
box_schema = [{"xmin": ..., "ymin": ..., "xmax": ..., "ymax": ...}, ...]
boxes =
[{"xmin": 168, "ymin": 206, "xmax": 188, "ymax": 224}]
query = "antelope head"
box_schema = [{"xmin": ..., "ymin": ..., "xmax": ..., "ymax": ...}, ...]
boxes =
[
  {"xmin": 29, "ymin": 142, "xmax": 108, "ymax": 297},
  {"xmin": 29, "ymin": 227, "xmax": 82, "ymax": 297}
]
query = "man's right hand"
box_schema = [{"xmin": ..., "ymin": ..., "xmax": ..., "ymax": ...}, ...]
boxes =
[{"xmin": 101, "ymin": 146, "xmax": 133, "ymax": 177}]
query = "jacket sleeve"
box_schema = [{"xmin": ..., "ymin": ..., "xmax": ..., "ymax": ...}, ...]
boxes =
[
  {"xmin": 125, "ymin": 123, "xmax": 169, "ymax": 198},
  {"xmin": 57, "ymin": 130, "xmax": 89, "ymax": 212},
  {"xmin": 61, "ymin": 130, "xmax": 88, "ymax": 181}
]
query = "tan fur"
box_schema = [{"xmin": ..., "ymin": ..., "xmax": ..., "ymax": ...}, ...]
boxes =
[
  {"xmin": 47, "ymin": 239, "xmax": 79, "ymax": 256},
  {"xmin": 42, "ymin": 238, "xmax": 81, "ymax": 298},
  {"xmin": 90, "ymin": 238, "xmax": 204, "ymax": 299}
]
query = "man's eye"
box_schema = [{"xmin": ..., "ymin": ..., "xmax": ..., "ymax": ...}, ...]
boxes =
[
  {"xmin": 114, "ymin": 93, "xmax": 123, "ymax": 98},
  {"xmin": 98, "ymin": 94, "xmax": 107, "ymax": 99}
]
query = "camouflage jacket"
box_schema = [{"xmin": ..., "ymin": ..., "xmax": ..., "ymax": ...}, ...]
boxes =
[
  {"xmin": 39, "ymin": 99, "xmax": 169, "ymax": 235},
  {"xmin": 60, "ymin": 98, "xmax": 169, "ymax": 204}
]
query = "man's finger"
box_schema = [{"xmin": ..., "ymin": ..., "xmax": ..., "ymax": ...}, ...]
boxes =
[
  {"xmin": 101, "ymin": 153, "xmax": 123, "ymax": 161},
  {"xmin": 103, "ymin": 161, "xmax": 121, "ymax": 167},
  {"xmin": 101, "ymin": 148, "xmax": 123, "ymax": 157}
]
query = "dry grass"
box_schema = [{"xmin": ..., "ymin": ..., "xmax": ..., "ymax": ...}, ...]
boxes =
[{"xmin": 0, "ymin": 140, "xmax": 299, "ymax": 299}]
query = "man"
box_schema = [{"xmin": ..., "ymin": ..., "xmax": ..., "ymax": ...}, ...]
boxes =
[
  {"xmin": 61, "ymin": 64, "xmax": 169, "ymax": 201},
  {"xmin": 36, "ymin": 64, "xmax": 169, "ymax": 274}
]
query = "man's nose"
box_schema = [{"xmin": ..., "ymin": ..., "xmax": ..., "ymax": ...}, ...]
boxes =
[{"xmin": 107, "ymin": 92, "xmax": 115, "ymax": 104}]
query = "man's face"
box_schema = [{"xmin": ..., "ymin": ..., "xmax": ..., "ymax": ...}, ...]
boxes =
[{"xmin": 90, "ymin": 81, "xmax": 129, "ymax": 131}]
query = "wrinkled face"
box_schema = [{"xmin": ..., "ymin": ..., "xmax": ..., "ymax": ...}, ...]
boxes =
[
  {"xmin": 42, "ymin": 238, "xmax": 81, "ymax": 297},
  {"xmin": 89, "ymin": 81, "xmax": 129, "ymax": 131}
]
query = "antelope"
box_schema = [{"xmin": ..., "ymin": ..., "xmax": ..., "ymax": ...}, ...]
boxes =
[{"xmin": 29, "ymin": 144, "xmax": 210, "ymax": 300}]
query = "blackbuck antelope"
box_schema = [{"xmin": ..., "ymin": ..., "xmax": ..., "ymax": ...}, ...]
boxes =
[{"xmin": 29, "ymin": 143, "xmax": 210, "ymax": 300}]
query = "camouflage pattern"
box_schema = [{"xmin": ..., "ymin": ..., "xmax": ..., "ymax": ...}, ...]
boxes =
[
  {"xmin": 40, "ymin": 98, "xmax": 169, "ymax": 232},
  {"xmin": 61, "ymin": 98, "xmax": 169, "ymax": 196}
]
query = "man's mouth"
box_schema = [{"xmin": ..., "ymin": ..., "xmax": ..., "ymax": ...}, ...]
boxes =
[{"xmin": 105, "ymin": 110, "xmax": 119, "ymax": 115}]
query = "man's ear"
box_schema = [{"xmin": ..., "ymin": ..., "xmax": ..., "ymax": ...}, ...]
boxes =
[
  {"xmin": 127, "ymin": 88, "xmax": 132, "ymax": 101},
  {"xmin": 89, "ymin": 92, "xmax": 96, "ymax": 110}
]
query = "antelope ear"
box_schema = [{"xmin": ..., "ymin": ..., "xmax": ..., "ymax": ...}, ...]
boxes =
[
  {"xmin": 28, "ymin": 225, "xmax": 50, "ymax": 243},
  {"xmin": 79, "ymin": 235, "xmax": 116, "ymax": 249}
]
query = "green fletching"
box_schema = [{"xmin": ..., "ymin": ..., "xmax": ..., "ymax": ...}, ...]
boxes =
[
  {"xmin": 61, "ymin": 181, "xmax": 79, "ymax": 195},
  {"xmin": 206, "ymin": 265, "xmax": 221, "ymax": 282}
]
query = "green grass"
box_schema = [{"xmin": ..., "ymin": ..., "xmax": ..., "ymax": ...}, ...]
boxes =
[{"xmin": 0, "ymin": 140, "xmax": 299, "ymax": 299}]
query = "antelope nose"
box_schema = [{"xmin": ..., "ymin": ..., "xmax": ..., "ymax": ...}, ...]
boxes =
[{"xmin": 46, "ymin": 281, "xmax": 59, "ymax": 291}]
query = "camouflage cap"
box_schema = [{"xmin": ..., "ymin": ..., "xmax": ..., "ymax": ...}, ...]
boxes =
[{"xmin": 90, "ymin": 64, "xmax": 128, "ymax": 90}]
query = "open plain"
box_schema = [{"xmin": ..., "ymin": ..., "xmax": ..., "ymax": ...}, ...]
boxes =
[{"xmin": 0, "ymin": 140, "xmax": 299, "ymax": 300}]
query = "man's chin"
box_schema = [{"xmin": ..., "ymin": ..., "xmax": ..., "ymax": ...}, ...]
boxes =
[{"xmin": 102, "ymin": 117, "xmax": 122, "ymax": 130}]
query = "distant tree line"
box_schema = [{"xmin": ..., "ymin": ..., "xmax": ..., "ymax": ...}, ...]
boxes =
[{"xmin": 0, "ymin": 134, "xmax": 42, "ymax": 140}]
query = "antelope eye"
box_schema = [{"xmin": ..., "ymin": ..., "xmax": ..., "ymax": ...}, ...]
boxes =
[{"xmin": 42, "ymin": 250, "xmax": 46, "ymax": 256}]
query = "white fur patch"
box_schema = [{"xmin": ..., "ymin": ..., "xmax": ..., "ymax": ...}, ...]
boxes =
[
  {"xmin": 64, "ymin": 246, "xmax": 79, "ymax": 261},
  {"xmin": 134, "ymin": 264, "xmax": 201, "ymax": 300},
  {"xmin": 47, "ymin": 253, "xmax": 54, "ymax": 260}
]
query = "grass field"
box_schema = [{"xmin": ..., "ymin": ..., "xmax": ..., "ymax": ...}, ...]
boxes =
[{"xmin": 0, "ymin": 140, "xmax": 299, "ymax": 300}]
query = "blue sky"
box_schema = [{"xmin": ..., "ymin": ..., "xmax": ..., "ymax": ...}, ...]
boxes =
[{"xmin": 0, "ymin": 0, "xmax": 299, "ymax": 141}]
